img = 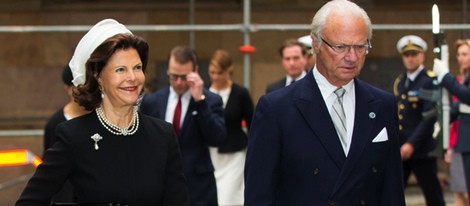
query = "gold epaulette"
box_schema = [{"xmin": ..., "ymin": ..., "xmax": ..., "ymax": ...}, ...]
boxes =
[
  {"xmin": 393, "ymin": 73, "xmax": 404, "ymax": 96},
  {"xmin": 426, "ymin": 70, "xmax": 437, "ymax": 77}
]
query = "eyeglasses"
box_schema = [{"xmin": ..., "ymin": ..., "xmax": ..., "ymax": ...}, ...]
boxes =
[
  {"xmin": 321, "ymin": 38, "xmax": 371, "ymax": 55},
  {"xmin": 167, "ymin": 72, "xmax": 187, "ymax": 81}
]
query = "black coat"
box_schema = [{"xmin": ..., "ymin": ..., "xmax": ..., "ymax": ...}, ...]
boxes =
[
  {"xmin": 17, "ymin": 111, "xmax": 189, "ymax": 206},
  {"xmin": 216, "ymin": 83, "xmax": 254, "ymax": 153}
]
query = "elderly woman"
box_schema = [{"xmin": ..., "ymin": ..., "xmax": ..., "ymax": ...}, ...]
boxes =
[{"xmin": 16, "ymin": 19, "xmax": 189, "ymax": 205}]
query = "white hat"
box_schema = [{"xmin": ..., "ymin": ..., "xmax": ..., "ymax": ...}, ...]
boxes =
[
  {"xmin": 396, "ymin": 35, "xmax": 427, "ymax": 54},
  {"xmin": 298, "ymin": 35, "xmax": 312, "ymax": 49},
  {"xmin": 69, "ymin": 19, "xmax": 132, "ymax": 86}
]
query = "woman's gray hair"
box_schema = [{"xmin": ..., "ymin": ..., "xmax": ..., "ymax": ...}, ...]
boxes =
[{"xmin": 310, "ymin": 0, "xmax": 372, "ymax": 46}]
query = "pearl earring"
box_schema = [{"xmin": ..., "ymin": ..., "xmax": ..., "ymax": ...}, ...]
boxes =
[{"xmin": 99, "ymin": 87, "xmax": 105, "ymax": 99}]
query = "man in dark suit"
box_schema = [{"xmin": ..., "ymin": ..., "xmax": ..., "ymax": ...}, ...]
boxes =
[
  {"xmin": 265, "ymin": 38, "xmax": 307, "ymax": 93},
  {"xmin": 393, "ymin": 35, "xmax": 445, "ymax": 206},
  {"xmin": 244, "ymin": 0, "xmax": 405, "ymax": 205},
  {"xmin": 140, "ymin": 45, "xmax": 226, "ymax": 206}
]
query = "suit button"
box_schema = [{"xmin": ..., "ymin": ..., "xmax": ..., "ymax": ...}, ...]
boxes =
[
  {"xmin": 313, "ymin": 168, "xmax": 320, "ymax": 175},
  {"xmin": 361, "ymin": 199, "xmax": 366, "ymax": 205},
  {"xmin": 398, "ymin": 114, "xmax": 403, "ymax": 120},
  {"xmin": 401, "ymin": 94, "xmax": 406, "ymax": 99},
  {"xmin": 399, "ymin": 125, "xmax": 403, "ymax": 131},
  {"xmin": 372, "ymin": 167, "xmax": 377, "ymax": 173},
  {"xmin": 399, "ymin": 104, "xmax": 405, "ymax": 109}
]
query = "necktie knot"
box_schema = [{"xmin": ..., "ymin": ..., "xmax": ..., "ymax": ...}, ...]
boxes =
[
  {"xmin": 289, "ymin": 79, "xmax": 296, "ymax": 86},
  {"xmin": 334, "ymin": 87, "xmax": 345, "ymax": 99}
]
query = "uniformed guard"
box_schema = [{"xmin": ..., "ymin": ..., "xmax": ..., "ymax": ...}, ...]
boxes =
[{"xmin": 393, "ymin": 35, "xmax": 445, "ymax": 206}]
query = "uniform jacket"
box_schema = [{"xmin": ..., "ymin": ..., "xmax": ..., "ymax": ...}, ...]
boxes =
[
  {"xmin": 140, "ymin": 88, "xmax": 226, "ymax": 206},
  {"xmin": 245, "ymin": 71, "xmax": 405, "ymax": 206},
  {"xmin": 441, "ymin": 73, "xmax": 470, "ymax": 153},
  {"xmin": 393, "ymin": 69, "xmax": 438, "ymax": 158},
  {"xmin": 17, "ymin": 112, "xmax": 189, "ymax": 206}
]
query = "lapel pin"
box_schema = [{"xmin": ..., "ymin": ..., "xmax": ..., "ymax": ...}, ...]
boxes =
[
  {"xmin": 192, "ymin": 110, "xmax": 198, "ymax": 115},
  {"xmin": 91, "ymin": 133, "xmax": 103, "ymax": 151},
  {"xmin": 369, "ymin": 112, "xmax": 376, "ymax": 119}
]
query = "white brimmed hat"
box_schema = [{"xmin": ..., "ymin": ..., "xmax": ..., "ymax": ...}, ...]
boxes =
[
  {"xmin": 69, "ymin": 19, "xmax": 132, "ymax": 86},
  {"xmin": 396, "ymin": 35, "xmax": 427, "ymax": 54},
  {"xmin": 298, "ymin": 35, "xmax": 312, "ymax": 49}
]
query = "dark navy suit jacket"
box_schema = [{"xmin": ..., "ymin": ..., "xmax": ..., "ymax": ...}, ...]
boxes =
[
  {"xmin": 265, "ymin": 77, "xmax": 286, "ymax": 94},
  {"xmin": 441, "ymin": 73, "xmax": 470, "ymax": 153},
  {"xmin": 140, "ymin": 88, "xmax": 226, "ymax": 206},
  {"xmin": 245, "ymin": 71, "xmax": 405, "ymax": 205}
]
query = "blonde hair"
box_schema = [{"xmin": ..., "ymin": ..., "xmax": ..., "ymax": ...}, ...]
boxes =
[
  {"xmin": 210, "ymin": 49, "xmax": 233, "ymax": 75},
  {"xmin": 455, "ymin": 39, "xmax": 470, "ymax": 75},
  {"xmin": 455, "ymin": 39, "xmax": 470, "ymax": 52}
]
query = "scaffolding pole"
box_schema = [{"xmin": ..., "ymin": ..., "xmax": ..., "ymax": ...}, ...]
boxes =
[{"xmin": 243, "ymin": 0, "xmax": 251, "ymax": 89}]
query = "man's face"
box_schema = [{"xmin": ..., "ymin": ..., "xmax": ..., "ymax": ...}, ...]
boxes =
[
  {"xmin": 281, "ymin": 45, "xmax": 306, "ymax": 79},
  {"xmin": 313, "ymin": 13, "xmax": 369, "ymax": 87},
  {"xmin": 401, "ymin": 51, "xmax": 425, "ymax": 73},
  {"xmin": 168, "ymin": 56, "xmax": 194, "ymax": 96}
]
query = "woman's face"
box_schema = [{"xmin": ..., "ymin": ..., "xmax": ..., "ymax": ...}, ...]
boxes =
[
  {"xmin": 98, "ymin": 48, "xmax": 145, "ymax": 108},
  {"xmin": 457, "ymin": 44, "xmax": 470, "ymax": 71},
  {"xmin": 208, "ymin": 64, "xmax": 230, "ymax": 87}
]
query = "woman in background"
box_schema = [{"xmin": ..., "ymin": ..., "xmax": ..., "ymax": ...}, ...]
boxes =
[
  {"xmin": 44, "ymin": 65, "xmax": 90, "ymax": 153},
  {"xmin": 16, "ymin": 19, "xmax": 188, "ymax": 205},
  {"xmin": 445, "ymin": 39, "xmax": 470, "ymax": 206},
  {"xmin": 208, "ymin": 49, "xmax": 254, "ymax": 206},
  {"xmin": 42, "ymin": 65, "xmax": 90, "ymax": 203}
]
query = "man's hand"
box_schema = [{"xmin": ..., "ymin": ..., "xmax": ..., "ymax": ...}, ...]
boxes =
[
  {"xmin": 186, "ymin": 72, "xmax": 205, "ymax": 101},
  {"xmin": 433, "ymin": 58, "xmax": 449, "ymax": 82},
  {"xmin": 400, "ymin": 143, "xmax": 414, "ymax": 160}
]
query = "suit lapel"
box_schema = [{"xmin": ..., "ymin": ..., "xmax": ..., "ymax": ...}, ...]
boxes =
[
  {"xmin": 181, "ymin": 95, "xmax": 200, "ymax": 138},
  {"xmin": 158, "ymin": 88, "xmax": 170, "ymax": 119},
  {"xmin": 331, "ymin": 79, "xmax": 382, "ymax": 195},
  {"xmin": 294, "ymin": 73, "xmax": 346, "ymax": 169}
]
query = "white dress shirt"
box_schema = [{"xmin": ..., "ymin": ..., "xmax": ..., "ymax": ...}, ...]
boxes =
[
  {"xmin": 407, "ymin": 65, "xmax": 424, "ymax": 82},
  {"xmin": 165, "ymin": 88, "xmax": 191, "ymax": 128},
  {"xmin": 313, "ymin": 67, "xmax": 356, "ymax": 156},
  {"xmin": 285, "ymin": 70, "xmax": 307, "ymax": 87}
]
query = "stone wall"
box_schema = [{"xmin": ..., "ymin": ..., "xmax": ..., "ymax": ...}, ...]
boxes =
[{"xmin": 0, "ymin": 1, "xmax": 465, "ymax": 203}]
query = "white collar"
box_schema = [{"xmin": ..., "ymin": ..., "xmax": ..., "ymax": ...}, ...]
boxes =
[{"xmin": 407, "ymin": 65, "xmax": 424, "ymax": 81}]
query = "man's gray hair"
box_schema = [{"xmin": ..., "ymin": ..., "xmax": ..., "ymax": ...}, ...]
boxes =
[{"xmin": 310, "ymin": 0, "xmax": 372, "ymax": 46}]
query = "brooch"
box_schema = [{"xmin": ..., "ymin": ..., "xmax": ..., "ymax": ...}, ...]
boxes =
[{"xmin": 91, "ymin": 133, "xmax": 103, "ymax": 150}]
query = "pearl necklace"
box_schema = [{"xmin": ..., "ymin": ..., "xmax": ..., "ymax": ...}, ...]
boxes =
[{"xmin": 96, "ymin": 107, "xmax": 139, "ymax": 136}]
